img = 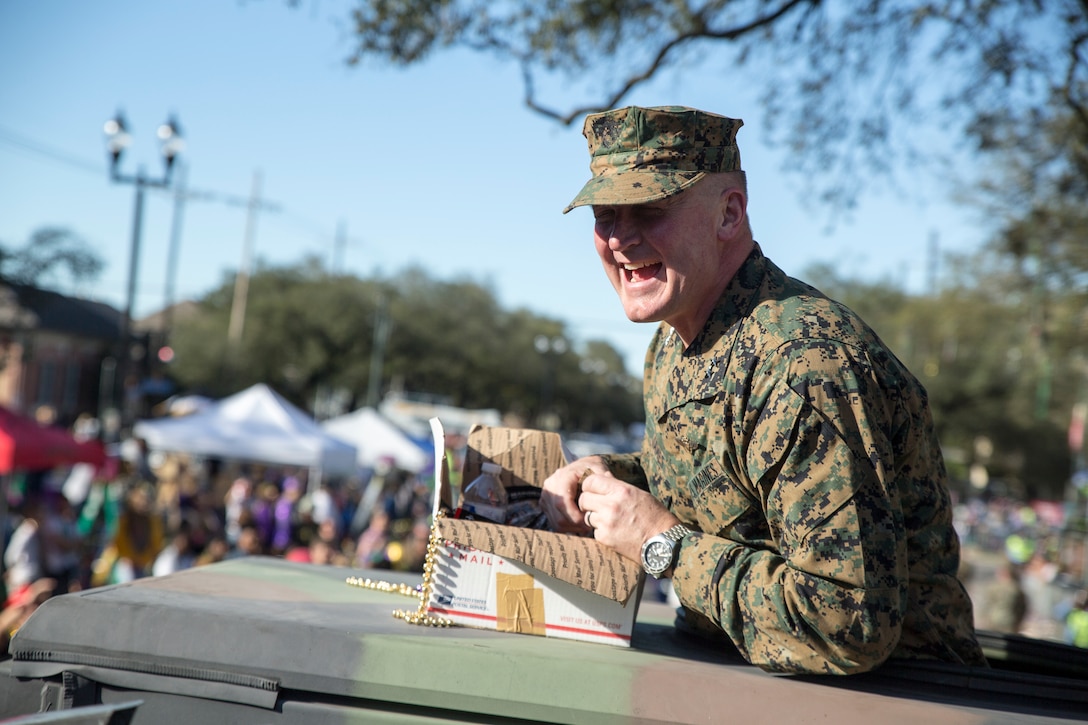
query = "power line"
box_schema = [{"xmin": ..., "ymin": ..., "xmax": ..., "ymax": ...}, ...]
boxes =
[
  {"xmin": 2, "ymin": 125, "xmax": 366, "ymax": 276},
  {"xmin": 0, "ymin": 123, "xmax": 288, "ymax": 217},
  {"xmin": 0, "ymin": 124, "xmax": 103, "ymax": 176}
]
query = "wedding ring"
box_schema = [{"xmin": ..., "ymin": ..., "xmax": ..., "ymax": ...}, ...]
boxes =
[{"xmin": 585, "ymin": 510, "xmax": 594, "ymax": 528}]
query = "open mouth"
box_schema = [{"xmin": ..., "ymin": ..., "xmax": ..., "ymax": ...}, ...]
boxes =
[{"xmin": 623, "ymin": 260, "xmax": 662, "ymax": 283}]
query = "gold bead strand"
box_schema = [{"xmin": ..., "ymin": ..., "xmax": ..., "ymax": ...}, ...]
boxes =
[
  {"xmin": 344, "ymin": 576, "xmax": 421, "ymax": 599},
  {"xmin": 345, "ymin": 511, "xmax": 453, "ymax": 628}
]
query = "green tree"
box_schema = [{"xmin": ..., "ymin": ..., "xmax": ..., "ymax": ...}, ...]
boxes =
[
  {"xmin": 0, "ymin": 227, "xmax": 104, "ymax": 289},
  {"xmin": 325, "ymin": 0, "xmax": 1087, "ymax": 208},
  {"xmin": 170, "ymin": 258, "xmax": 380, "ymax": 399},
  {"xmin": 958, "ymin": 103, "xmax": 1088, "ymax": 499},
  {"xmin": 801, "ymin": 255, "xmax": 1075, "ymax": 500},
  {"xmin": 168, "ymin": 260, "xmax": 642, "ymax": 431}
]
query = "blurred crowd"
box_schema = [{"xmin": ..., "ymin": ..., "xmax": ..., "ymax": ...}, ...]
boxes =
[
  {"xmin": 955, "ymin": 495, "xmax": 1088, "ymax": 647},
  {"xmin": 6, "ymin": 436, "xmax": 1088, "ymax": 657},
  {"xmin": 2, "ymin": 440, "xmax": 446, "ymax": 655}
]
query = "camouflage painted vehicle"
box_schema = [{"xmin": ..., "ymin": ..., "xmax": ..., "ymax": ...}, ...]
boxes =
[{"xmin": 1, "ymin": 556, "xmax": 1086, "ymax": 724}]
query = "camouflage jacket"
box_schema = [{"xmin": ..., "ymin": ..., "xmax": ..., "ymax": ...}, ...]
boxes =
[{"xmin": 607, "ymin": 244, "xmax": 985, "ymax": 674}]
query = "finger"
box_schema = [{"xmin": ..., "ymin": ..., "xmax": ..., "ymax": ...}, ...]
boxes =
[
  {"xmin": 577, "ymin": 490, "xmax": 606, "ymax": 526},
  {"xmin": 577, "ymin": 470, "xmax": 616, "ymax": 495},
  {"xmin": 543, "ymin": 486, "xmax": 588, "ymax": 533},
  {"xmin": 541, "ymin": 458, "xmax": 608, "ymax": 533},
  {"xmin": 555, "ymin": 502, "xmax": 586, "ymax": 532},
  {"xmin": 577, "ymin": 467, "xmax": 593, "ymax": 491}
]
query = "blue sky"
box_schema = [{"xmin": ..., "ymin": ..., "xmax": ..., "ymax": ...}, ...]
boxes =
[{"xmin": 0, "ymin": 0, "xmax": 991, "ymax": 377}]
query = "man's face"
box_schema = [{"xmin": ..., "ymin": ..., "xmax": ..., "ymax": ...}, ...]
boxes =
[{"xmin": 592, "ymin": 180, "xmax": 728, "ymax": 342}]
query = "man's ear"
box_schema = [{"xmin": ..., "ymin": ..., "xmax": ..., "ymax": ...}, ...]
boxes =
[{"xmin": 718, "ymin": 186, "xmax": 747, "ymax": 241}]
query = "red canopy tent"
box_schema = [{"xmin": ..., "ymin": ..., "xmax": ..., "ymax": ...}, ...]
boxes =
[{"xmin": 0, "ymin": 406, "xmax": 105, "ymax": 475}]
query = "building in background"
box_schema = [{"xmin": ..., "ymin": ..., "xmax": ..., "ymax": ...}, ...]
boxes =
[{"xmin": 0, "ymin": 283, "xmax": 122, "ymax": 428}]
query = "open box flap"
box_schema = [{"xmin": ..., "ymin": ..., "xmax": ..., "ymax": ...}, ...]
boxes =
[
  {"xmin": 461, "ymin": 424, "xmax": 569, "ymax": 492},
  {"xmin": 431, "ymin": 418, "xmax": 572, "ymax": 516}
]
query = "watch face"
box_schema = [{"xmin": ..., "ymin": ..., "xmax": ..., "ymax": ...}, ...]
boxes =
[{"xmin": 643, "ymin": 540, "xmax": 673, "ymax": 575}]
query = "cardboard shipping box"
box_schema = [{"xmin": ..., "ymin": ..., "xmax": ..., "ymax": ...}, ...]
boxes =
[{"xmin": 426, "ymin": 418, "xmax": 644, "ymax": 646}]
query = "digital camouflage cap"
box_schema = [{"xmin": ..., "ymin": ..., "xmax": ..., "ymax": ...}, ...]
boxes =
[{"xmin": 563, "ymin": 106, "xmax": 744, "ymax": 214}]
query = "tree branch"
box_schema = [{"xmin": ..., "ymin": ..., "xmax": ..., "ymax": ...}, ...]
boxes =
[
  {"xmin": 523, "ymin": 0, "xmax": 817, "ymax": 124},
  {"xmin": 1064, "ymin": 31, "xmax": 1088, "ymax": 132}
]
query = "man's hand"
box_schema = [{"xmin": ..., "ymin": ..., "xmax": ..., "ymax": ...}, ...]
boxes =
[
  {"xmin": 578, "ymin": 472, "xmax": 680, "ymax": 563},
  {"xmin": 542, "ymin": 456, "xmax": 681, "ymax": 562},
  {"xmin": 541, "ymin": 456, "xmax": 610, "ymax": 535}
]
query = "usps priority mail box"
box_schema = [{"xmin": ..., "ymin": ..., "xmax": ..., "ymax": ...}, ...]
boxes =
[{"xmin": 426, "ymin": 418, "xmax": 644, "ymax": 646}]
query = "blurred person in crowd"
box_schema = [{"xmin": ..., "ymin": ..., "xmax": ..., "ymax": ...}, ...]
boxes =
[
  {"xmin": 271, "ymin": 476, "xmax": 304, "ymax": 554},
  {"xmin": 348, "ymin": 460, "xmax": 399, "ymax": 538},
  {"xmin": 378, "ymin": 470, "xmax": 429, "ymax": 531},
  {"xmin": 355, "ymin": 508, "xmax": 393, "ymax": 570},
  {"xmin": 444, "ymin": 432, "xmax": 467, "ymax": 494},
  {"xmin": 983, "ymin": 561, "xmax": 1028, "ymax": 634},
  {"xmin": 1004, "ymin": 530, "xmax": 1036, "ymax": 566},
  {"xmin": 195, "ymin": 536, "xmax": 231, "ymax": 567},
  {"xmin": 399, "ymin": 474, "xmax": 433, "ymax": 524},
  {"xmin": 284, "ymin": 538, "xmax": 313, "ymax": 563},
  {"xmin": 315, "ymin": 517, "xmax": 341, "ymax": 550},
  {"xmin": 153, "ymin": 457, "xmax": 183, "ymax": 529},
  {"xmin": 37, "ymin": 491, "xmax": 83, "ymax": 593},
  {"xmin": 4, "ymin": 497, "xmax": 43, "ymax": 603},
  {"xmin": 227, "ymin": 525, "xmax": 264, "ymax": 559},
  {"xmin": 224, "ymin": 475, "xmax": 254, "ymax": 546},
  {"xmin": 1062, "ymin": 589, "xmax": 1088, "ymax": 648},
  {"xmin": 392, "ymin": 517, "xmax": 433, "ymax": 573},
  {"xmin": 77, "ymin": 472, "xmax": 125, "ymax": 555},
  {"xmin": 307, "ymin": 479, "xmax": 340, "ymax": 534},
  {"xmin": 293, "ymin": 496, "xmax": 319, "ymax": 550},
  {"xmin": 338, "ymin": 534, "xmax": 357, "ymax": 566},
  {"xmin": 338, "ymin": 477, "xmax": 363, "ymax": 540},
  {"xmin": 1, "ymin": 577, "xmax": 55, "ymax": 656},
  {"xmin": 92, "ymin": 484, "xmax": 165, "ymax": 585},
  {"xmin": 307, "ymin": 537, "xmax": 335, "ymax": 566},
  {"xmin": 250, "ymin": 482, "xmax": 282, "ymax": 553},
  {"xmin": 72, "ymin": 412, "xmax": 101, "ymax": 442},
  {"xmin": 132, "ymin": 437, "xmax": 157, "ymax": 485},
  {"xmin": 185, "ymin": 485, "xmax": 224, "ymax": 552},
  {"xmin": 152, "ymin": 519, "xmax": 198, "ymax": 577},
  {"xmin": 543, "ymin": 105, "xmax": 984, "ymax": 674}
]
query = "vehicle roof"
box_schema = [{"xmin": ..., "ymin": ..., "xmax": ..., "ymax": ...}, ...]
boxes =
[{"xmin": 7, "ymin": 557, "xmax": 1087, "ymax": 724}]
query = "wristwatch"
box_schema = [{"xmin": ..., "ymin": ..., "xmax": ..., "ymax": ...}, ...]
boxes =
[{"xmin": 640, "ymin": 523, "xmax": 695, "ymax": 578}]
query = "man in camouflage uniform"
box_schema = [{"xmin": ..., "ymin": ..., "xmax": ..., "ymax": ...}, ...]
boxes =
[{"xmin": 542, "ymin": 105, "xmax": 986, "ymax": 674}]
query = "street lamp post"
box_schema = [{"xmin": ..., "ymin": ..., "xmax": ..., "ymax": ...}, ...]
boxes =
[
  {"xmin": 102, "ymin": 111, "xmax": 184, "ymax": 427},
  {"xmin": 534, "ymin": 334, "xmax": 568, "ymax": 430}
]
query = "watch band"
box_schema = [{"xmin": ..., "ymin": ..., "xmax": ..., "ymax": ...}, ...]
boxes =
[{"xmin": 662, "ymin": 523, "xmax": 695, "ymax": 544}]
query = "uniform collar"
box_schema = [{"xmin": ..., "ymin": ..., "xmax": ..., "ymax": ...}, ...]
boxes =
[
  {"xmin": 684, "ymin": 242, "xmax": 768, "ymax": 358},
  {"xmin": 649, "ymin": 243, "xmax": 770, "ymax": 417}
]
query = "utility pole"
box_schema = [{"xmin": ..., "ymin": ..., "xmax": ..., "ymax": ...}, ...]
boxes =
[
  {"xmin": 333, "ymin": 219, "xmax": 347, "ymax": 274},
  {"xmin": 227, "ymin": 170, "xmax": 265, "ymax": 348},
  {"xmin": 158, "ymin": 175, "xmax": 282, "ymax": 350},
  {"xmin": 102, "ymin": 111, "xmax": 183, "ymax": 427},
  {"xmin": 162, "ymin": 160, "xmax": 188, "ymax": 350},
  {"xmin": 365, "ymin": 293, "xmax": 392, "ymax": 408},
  {"xmin": 927, "ymin": 230, "xmax": 939, "ymax": 296}
]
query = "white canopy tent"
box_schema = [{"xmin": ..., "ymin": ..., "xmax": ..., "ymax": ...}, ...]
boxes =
[
  {"xmin": 133, "ymin": 384, "xmax": 358, "ymax": 485},
  {"xmin": 321, "ymin": 407, "xmax": 430, "ymax": 473}
]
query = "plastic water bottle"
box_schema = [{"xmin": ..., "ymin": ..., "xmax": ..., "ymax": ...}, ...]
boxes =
[{"xmin": 460, "ymin": 462, "xmax": 508, "ymax": 524}]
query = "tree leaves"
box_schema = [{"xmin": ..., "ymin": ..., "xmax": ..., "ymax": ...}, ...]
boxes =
[
  {"xmin": 0, "ymin": 227, "xmax": 104, "ymax": 288},
  {"xmin": 168, "ymin": 261, "xmax": 642, "ymax": 432},
  {"xmin": 328, "ymin": 0, "xmax": 1088, "ymax": 212}
]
